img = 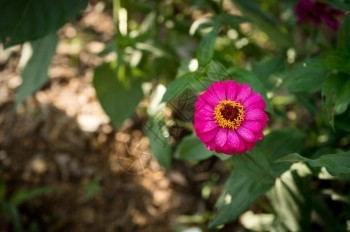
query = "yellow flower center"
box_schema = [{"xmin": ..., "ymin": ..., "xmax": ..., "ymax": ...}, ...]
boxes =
[{"xmin": 214, "ymin": 100, "xmax": 245, "ymax": 129}]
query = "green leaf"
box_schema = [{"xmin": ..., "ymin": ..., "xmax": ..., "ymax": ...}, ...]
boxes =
[
  {"xmin": 231, "ymin": 0, "xmax": 292, "ymax": 48},
  {"xmin": 209, "ymin": 171, "xmax": 272, "ymax": 228},
  {"xmin": 227, "ymin": 67, "xmax": 273, "ymax": 113},
  {"xmin": 174, "ymin": 134, "xmax": 214, "ymax": 161},
  {"xmin": 277, "ymin": 150, "xmax": 350, "ymax": 176},
  {"xmin": 337, "ymin": 14, "xmax": 350, "ymax": 52},
  {"xmin": 10, "ymin": 186, "xmax": 53, "ymax": 207},
  {"xmin": 15, "ymin": 33, "xmax": 58, "ymax": 108},
  {"xmin": 282, "ymin": 58, "xmax": 329, "ymax": 93},
  {"xmin": 197, "ymin": 22, "xmax": 220, "ymax": 66},
  {"xmin": 308, "ymin": 151, "xmax": 350, "ymax": 176},
  {"xmin": 145, "ymin": 117, "xmax": 172, "ymax": 171},
  {"xmin": 267, "ymin": 163, "xmax": 312, "ymax": 232},
  {"xmin": 1, "ymin": 202, "xmax": 23, "ymax": 232},
  {"xmin": 252, "ymin": 55, "xmax": 287, "ymax": 91},
  {"xmin": 322, "ymin": 73, "xmax": 350, "ymax": 127},
  {"xmin": 161, "ymin": 73, "xmax": 194, "ymax": 102},
  {"xmin": 276, "ymin": 153, "xmax": 308, "ymax": 163},
  {"xmin": 322, "ymin": 50, "xmax": 350, "ymax": 73},
  {"xmin": 83, "ymin": 176, "xmax": 102, "ymax": 200},
  {"xmin": 254, "ymin": 128, "xmax": 306, "ymax": 177},
  {"xmin": 0, "ymin": 0, "xmax": 87, "ymax": 48},
  {"xmin": 232, "ymin": 152, "xmax": 275, "ymax": 185},
  {"xmin": 93, "ymin": 62, "xmax": 144, "ymax": 128}
]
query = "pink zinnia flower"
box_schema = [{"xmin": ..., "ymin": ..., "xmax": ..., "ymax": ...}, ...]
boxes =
[{"xmin": 194, "ymin": 80, "xmax": 268, "ymax": 155}]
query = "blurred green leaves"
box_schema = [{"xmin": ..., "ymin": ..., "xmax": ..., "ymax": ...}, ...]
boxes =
[
  {"xmin": 0, "ymin": 0, "xmax": 87, "ymax": 48},
  {"xmin": 231, "ymin": 0, "xmax": 292, "ymax": 48}
]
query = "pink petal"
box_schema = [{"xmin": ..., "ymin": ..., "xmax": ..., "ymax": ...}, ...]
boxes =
[
  {"xmin": 215, "ymin": 128, "xmax": 228, "ymax": 147},
  {"xmin": 196, "ymin": 104, "xmax": 214, "ymax": 116},
  {"xmin": 254, "ymin": 131, "xmax": 264, "ymax": 141},
  {"xmin": 194, "ymin": 96, "xmax": 206, "ymax": 110},
  {"xmin": 205, "ymin": 139, "xmax": 216, "ymax": 151},
  {"xmin": 235, "ymin": 84, "xmax": 252, "ymax": 102},
  {"xmin": 245, "ymin": 141, "xmax": 255, "ymax": 151},
  {"xmin": 245, "ymin": 100, "xmax": 266, "ymax": 111},
  {"xmin": 245, "ymin": 109, "xmax": 266, "ymax": 121},
  {"xmin": 200, "ymin": 127, "xmax": 219, "ymax": 143},
  {"xmin": 211, "ymin": 82, "xmax": 227, "ymax": 100},
  {"xmin": 202, "ymin": 91, "xmax": 220, "ymax": 107},
  {"xmin": 195, "ymin": 109, "xmax": 214, "ymax": 121},
  {"xmin": 227, "ymin": 130, "xmax": 240, "ymax": 150},
  {"xmin": 243, "ymin": 93, "xmax": 263, "ymax": 106},
  {"xmin": 216, "ymin": 146, "xmax": 234, "ymax": 155},
  {"xmin": 237, "ymin": 126, "xmax": 255, "ymax": 143},
  {"xmin": 225, "ymin": 80, "xmax": 238, "ymax": 100},
  {"xmin": 241, "ymin": 120, "xmax": 266, "ymax": 133},
  {"xmin": 194, "ymin": 120, "xmax": 218, "ymax": 134},
  {"xmin": 236, "ymin": 136, "xmax": 247, "ymax": 153}
]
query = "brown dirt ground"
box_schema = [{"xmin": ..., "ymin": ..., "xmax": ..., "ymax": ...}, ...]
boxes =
[{"xmin": 0, "ymin": 4, "xmax": 241, "ymax": 232}]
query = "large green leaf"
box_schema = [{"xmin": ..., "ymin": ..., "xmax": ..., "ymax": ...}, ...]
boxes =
[
  {"xmin": 0, "ymin": 0, "xmax": 87, "ymax": 48},
  {"xmin": 16, "ymin": 33, "xmax": 58, "ymax": 108},
  {"xmin": 231, "ymin": 152, "xmax": 275, "ymax": 185},
  {"xmin": 278, "ymin": 151, "xmax": 350, "ymax": 176},
  {"xmin": 282, "ymin": 58, "xmax": 329, "ymax": 93},
  {"xmin": 145, "ymin": 117, "xmax": 172, "ymax": 171},
  {"xmin": 308, "ymin": 151, "xmax": 350, "ymax": 176},
  {"xmin": 174, "ymin": 134, "xmax": 214, "ymax": 161},
  {"xmin": 93, "ymin": 62, "xmax": 144, "ymax": 128}
]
